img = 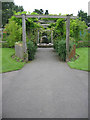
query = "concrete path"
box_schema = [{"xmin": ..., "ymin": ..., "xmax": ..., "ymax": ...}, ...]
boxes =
[{"xmin": 2, "ymin": 48, "xmax": 88, "ymax": 118}]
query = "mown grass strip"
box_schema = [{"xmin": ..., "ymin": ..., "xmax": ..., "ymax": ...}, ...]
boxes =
[
  {"xmin": 0, "ymin": 48, "xmax": 25, "ymax": 73},
  {"xmin": 68, "ymin": 47, "xmax": 89, "ymax": 71}
]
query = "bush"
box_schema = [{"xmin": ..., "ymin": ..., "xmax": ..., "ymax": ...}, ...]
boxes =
[
  {"xmin": 53, "ymin": 40, "xmax": 59, "ymax": 52},
  {"xmin": 27, "ymin": 41, "xmax": 37, "ymax": 60},
  {"xmin": 3, "ymin": 20, "xmax": 22, "ymax": 48},
  {"xmin": 70, "ymin": 19, "xmax": 88, "ymax": 42},
  {"xmin": 57, "ymin": 40, "xmax": 66, "ymax": 61},
  {"xmin": 54, "ymin": 40, "xmax": 73, "ymax": 61}
]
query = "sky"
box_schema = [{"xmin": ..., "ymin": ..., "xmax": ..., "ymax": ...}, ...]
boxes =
[{"xmin": 14, "ymin": 0, "xmax": 89, "ymax": 16}]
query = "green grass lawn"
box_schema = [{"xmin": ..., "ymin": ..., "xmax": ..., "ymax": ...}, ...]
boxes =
[
  {"xmin": 0, "ymin": 48, "xmax": 25, "ymax": 73},
  {"xmin": 68, "ymin": 47, "xmax": 89, "ymax": 71}
]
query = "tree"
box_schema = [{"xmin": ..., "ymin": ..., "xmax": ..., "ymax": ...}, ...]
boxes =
[
  {"xmin": 13, "ymin": 5, "xmax": 24, "ymax": 13},
  {"xmin": 45, "ymin": 10, "xmax": 49, "ymax": 15},
  {"xmin": 33, "ymin": 9, "xmax": 44, "ymax": 15},
  {"xmin": 78, "ymin": 10, "xmax": 88, "ymax": 25},
  {"xmin": 2, "ymin": 2, "xmax": 24, "ymax": 27},
  {"xmin": 40, "ymin": 9, "xmax": 44, "ymax": 14}
]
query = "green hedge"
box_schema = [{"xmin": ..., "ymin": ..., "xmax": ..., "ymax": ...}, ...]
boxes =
[
  {"xmin": 27, "ymin": 41, "xmax": 37, "ymax": 60},
  {"xmin": 54, "ymin": 40, "xmax": 73, "ymax": 61}
]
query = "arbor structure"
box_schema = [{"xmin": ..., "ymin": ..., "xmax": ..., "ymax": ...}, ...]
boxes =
[
  {"xmin": 14, "ymin": 14, "xmax": 77, "ymax": 61},
  {"xmin": 37, "ymin": 29, "xmax": 53, "ymax": 44}
]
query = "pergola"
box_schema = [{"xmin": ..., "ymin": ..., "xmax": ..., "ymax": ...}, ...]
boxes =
[
  {"xmin": 14, "ymin": 14, "xmax": 77, "ymax": 61},
  {"xmin": 37, "ymin": 29, "xmax": 53, "ymax": 44}
]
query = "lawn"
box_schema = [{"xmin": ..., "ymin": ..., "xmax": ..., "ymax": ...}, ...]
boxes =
[
  {"xmin": 0, "ymin": 48, "xmax": 25, "ymax": 73},
  {"xmin": 68, "ymin": 47, "xmax": 89, "ymax": 71}
]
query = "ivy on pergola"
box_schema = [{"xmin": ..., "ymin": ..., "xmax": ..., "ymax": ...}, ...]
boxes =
[{"xmin": 14, "ymin": 14, "xmax": 77, "ymax": 61}]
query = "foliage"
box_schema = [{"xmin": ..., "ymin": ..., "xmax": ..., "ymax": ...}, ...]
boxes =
[
  {"xmin": 52, "ymin": 17, "xmax": 88, "ymax": 44},
  {"xmin": 70, "ymin": 19, "xmax": 88, "ymax": 42},
  {"xmin": 3, "ymin": 11, "xmax": 41, "ymax": 47},
  {"xmin": 9, "ymin": 16, "xmax": 22, "ymax": 26},
  {"xmin": 33, "ymin": 9, "xmax": 49, "ymax": 15},
  {"xmin": 2, "ymin": 10, "xmax": 88, "ymax": 50},
  {"xmin": 78, "ymin": 10, "xmax": 88, "ymax": 25},
  {"xmin": 2, "ymin": 2, "xmax": 24, "ymax": 27},
  {"xmin": 1, "ymin": 48, "xmax": 25, "ymax": 73},
  {"xmin": 45, "ymin": 10, "xmax": 49, "ymax": 15},
  {"xmin": 27, "ymin": 41, "xmax": 37, "ymax": 60},
  {"xmin": 33, "ymin": 9, "xmax": 44, "ymax": 15},
  {"xmin": 3, "ymin": 19, "xmax": 22, "ymax": 48},
  {"xmin": 53, "ymin": 39, "xmax": 73, "ymax": 61},
  {"xmin": 53, "ymin": 40, "xmax": 59, "ymax": 52},
  {"xmin": 14, "ymin": 11, "xmax": 41, "ymax": 44},
  {"xmin": 54, "ymin": 18, "xmax": 66, "ymax": 40},
  {"xmin": 68, "ymin": 47, "xmax": 89, "ymax": 71}
]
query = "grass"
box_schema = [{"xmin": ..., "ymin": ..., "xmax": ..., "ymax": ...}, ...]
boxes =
[
  {"xmin": 0, "ymin": 48, "xmax": 25, "ymax": 73},
  {"xmin": 68, "ymin": 47, "xmax": 90, "ymax": 71}
]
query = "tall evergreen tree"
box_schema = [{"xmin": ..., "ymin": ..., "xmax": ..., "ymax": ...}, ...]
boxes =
[
  {"xmin": 45, "ymin": 10, "xmax": 49, "ymax": 15},
  {"xmin": 78, "ymin": 10, "xmax": 88, "ymax": 25},
  {"xmin": 33, "ymin": 9, "xmax": 44, "ymax": 15},
  {"xmin": 2, "ymin": 2, "xmax": 24, "ymax": 27}
]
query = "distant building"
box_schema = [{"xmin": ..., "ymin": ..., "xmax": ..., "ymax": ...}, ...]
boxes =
[{"xmin": 88, "ymin": 1, "xmax": 90, "ymax": 16}]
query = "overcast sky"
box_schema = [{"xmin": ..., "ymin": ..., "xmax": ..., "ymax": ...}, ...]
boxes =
[{"xmin": 14, "ymin": 0, "xmax": 89, "ymax": 16}]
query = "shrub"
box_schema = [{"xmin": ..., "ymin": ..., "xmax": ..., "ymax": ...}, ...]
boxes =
[
  {"xmin": 27, "ymin": 41, "xmax": 37, "ymax": 60},
  {"xmin": 53, "ymin": 40, "xmax": 59, "ymax": 52},
  {"xmin": 57, "ymin": 40, "xmax": 66, "ymax": 61},
  {"xmin": 3, "ymin": 20, "xmax": 22, "ymax": 48},
  {"xmin": 54, "ymin": 40, "xmax": 73, "ymax": 61}
]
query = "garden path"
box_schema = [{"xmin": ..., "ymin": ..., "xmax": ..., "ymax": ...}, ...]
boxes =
[{"xmin": 2, "ymin": 48, "xmax": 88, "ymax": 118}]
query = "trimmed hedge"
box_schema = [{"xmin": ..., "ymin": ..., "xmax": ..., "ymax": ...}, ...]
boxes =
[{"xmin": 27, "ymin": 40, "xmax": 37, "ymax": 60}]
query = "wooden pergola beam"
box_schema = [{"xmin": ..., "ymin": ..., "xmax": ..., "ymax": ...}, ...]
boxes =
[
  {"xmin": 14, "ymin": 15, "xmax": 77, "ymax": 19},
  {"xmin": 36, "ymin": 20, "xmax": 56, "ymax": 23},
  {"xmin": 40, "ymin": 24, "xmax": 50, "ymax": 26}
]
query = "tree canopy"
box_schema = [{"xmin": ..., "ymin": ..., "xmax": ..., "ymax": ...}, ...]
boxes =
[
  {"xmin": 2, "ymin": 2, "xmax": 24, "ymax": 27},
  {"xmin": 78, "ymin": 10, "xmax": 88, "ymax": 26}
]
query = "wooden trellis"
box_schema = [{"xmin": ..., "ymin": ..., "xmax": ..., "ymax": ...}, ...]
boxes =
[{"xmin": 14, "ymin": 14, "xmax": 77, "ymax": 61}]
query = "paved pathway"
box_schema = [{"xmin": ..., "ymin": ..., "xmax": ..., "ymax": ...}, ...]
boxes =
[{"xmin": 2, "ymin": 48, "xmax": 88, "ymax": 118}]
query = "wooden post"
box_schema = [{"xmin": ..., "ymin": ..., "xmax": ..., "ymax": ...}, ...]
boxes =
[
  {"xmin": 22, "ymin": 14, "xmax": 27, "ymax": 53},
  {"xmin": 66, "ymin": 15, "xmax": 70, "ymax": 61},
  {"xmin": 37, "ymin": 30, "xmax": 39, "ymax": 44},
  {"xmin": 51, "ymin": 31, "xmax": 53, "ymax": 44}
]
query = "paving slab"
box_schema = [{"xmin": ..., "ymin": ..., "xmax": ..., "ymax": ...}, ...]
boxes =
[{"xmin": 2, "ymin": 48, "xmax": 88, "ymax": 118}]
